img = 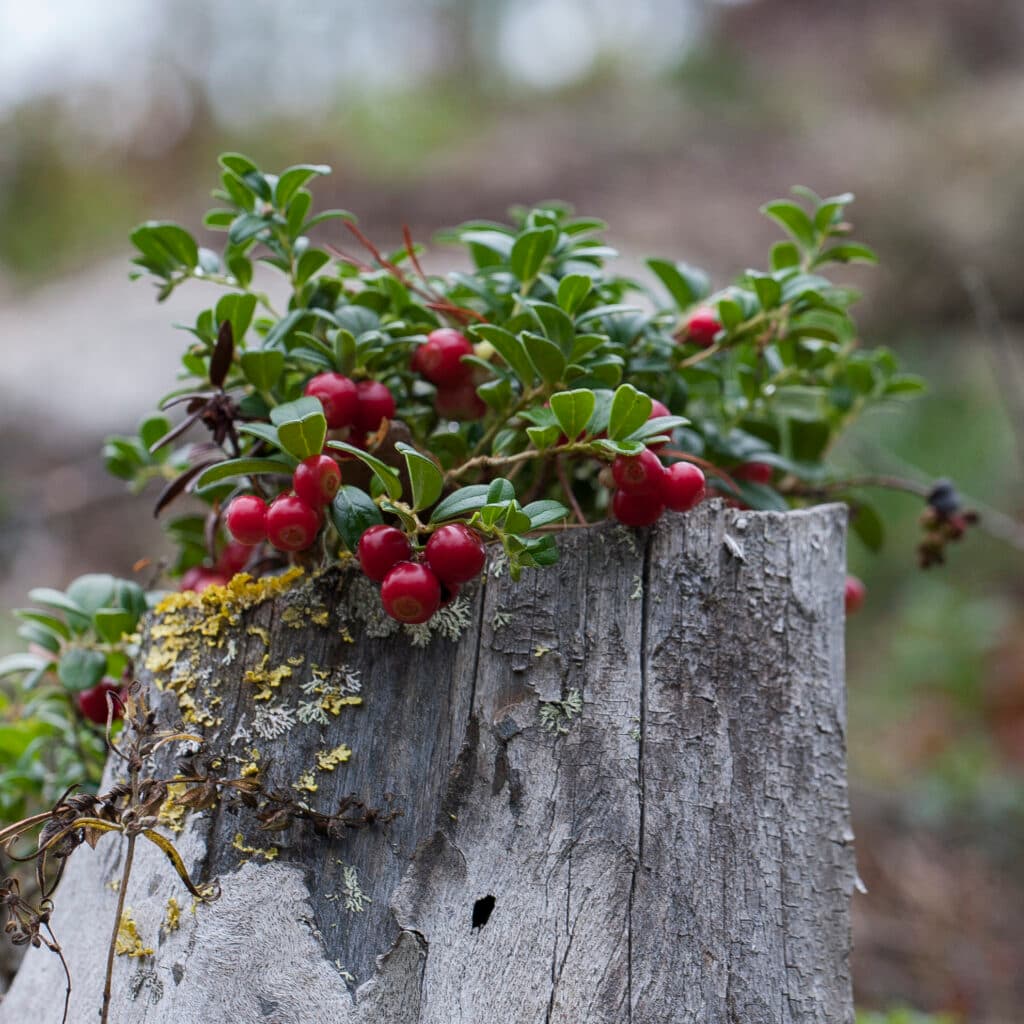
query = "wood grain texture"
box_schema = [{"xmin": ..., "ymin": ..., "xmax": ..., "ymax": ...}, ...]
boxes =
[{"xmin": 2, "ymin": 502, "xmax": 856, "ymax": 1024}]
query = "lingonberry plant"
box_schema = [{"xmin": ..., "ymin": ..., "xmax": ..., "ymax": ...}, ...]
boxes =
[{"xmin": 1, "ymin": 152, "xmax": 976, "ymax": 834}]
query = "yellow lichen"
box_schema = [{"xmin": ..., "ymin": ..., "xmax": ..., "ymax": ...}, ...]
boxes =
[
  {"xmin": 292, "ymin": 771, "xmax": 319, "ymax": 794},
  {"xmin": 115, "ymin": 909, "xmax": 154, "ymax": 958},
  {"xmin": 246, "ymin": 625, "xmax": 271, "ymax": 647},
  {"xmin": 164, "ymin": 897, "xmax": 181, "ymax": 933},
  {"xmin": 286, "ymin": 654, "xmax": 305, "ymax": 667},
  {"xmin": 315, "ymin": 745, "xmax": 352, "ymax": 771},
  {"xmin": 321, "ymin": 694, "xmax": 362, "ymax": 716},
  {"xmin": 232, "ymin": 833, "xmax": 279, "ymax": 862},
  {"xmin": 157, "ymin": 782, "xmax": 189, "ymax": 834},
  {"xmin": 243, "ymin": 657, "xmax": 293, "ymax": 702},
  {"xmin": 240, "ymin": 748, "xmax": 261, "ymax": 777}
]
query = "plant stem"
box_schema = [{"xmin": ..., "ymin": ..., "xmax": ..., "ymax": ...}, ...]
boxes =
[{"xmin": 101, "ymin": 832, "xmax": 136, "ymax": 1024}]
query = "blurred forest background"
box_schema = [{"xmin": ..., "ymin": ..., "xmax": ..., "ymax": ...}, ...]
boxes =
[{"xmin": 1, "ymin": 0, "xmax": 1022, "ymax": 1020}]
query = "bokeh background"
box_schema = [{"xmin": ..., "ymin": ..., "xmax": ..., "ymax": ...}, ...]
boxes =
[{"xmin": 1, "ymin": 1, "xmax": 1022, "ymax": 1019}]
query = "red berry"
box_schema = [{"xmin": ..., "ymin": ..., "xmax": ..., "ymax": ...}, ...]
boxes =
[
  {"xmin": 611, "ymin": 490, "xmax": 664, "ymax": 527},
  {"xmin": 266, "ymin": 494, "xmax": 321, "ymax": 552},
  {"xmin": 415, "ymin": 329, "xmax": 473, "ymax": 385},
  {"xmin": 293, "ymin": 455, "xmax": 342, "ymax": 508},
  {"xmin": 217, "ymin": 539, "xmax": 253, "ymax": 576},
  {"xmin": 646, "ymin": 399, "xmax": 672, "ymax": 450},
  {"xmin": 225, "ymin": 494, "xmax": 268, "ymax": 545},
  {"xmin": 76, "ymin": 680, "xmax": 124, "ymax": 725},
  {"xmin": 381, "ymin": 562, "xmax": 442, "ymax": 624},
  {"xmin": 660, "ymin": 462, "xmax": 706, "ymax": 512},
  {"xmin": 844, "ymin": 575, "xmax": 866, "ymax": 615},
  {"xmin": 355, "ymin": 380, "xmax": 397, "ymax": 434},
  {"xmin": 179, "ymin": 567, "xmax": 229, "ymax": 593},
  {"xmin": 425, "ymin": 524, "xmax": 487, "ymax": 584},
  {"xmin": 435, "ymin": 379, "xmax": 486, "ymax": 421},
  {"xmin": 735, "ymin": 461, "xmax": 773, "ymax": 485},
  {"xmin": 358, "ymin": 524, "xmax": 413, "ymax": 582},
  {"xmin": 304, "ymin": 373, "xmax": 359, "ymax": 429},
  {"xmin": 439, "ymin": 580, "xmax": 460, "ymax": 608},
  {"xmin": 611, "ymin": 449, "xmax": 665, "ymax": 496},
  {"xmin": 685, "ymin": 307, "xmax": 721, "ymax": 348}
]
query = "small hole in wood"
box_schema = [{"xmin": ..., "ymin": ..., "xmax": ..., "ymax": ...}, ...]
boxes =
[{"xmin": 471, "ymin": 894, "xmax": 496, "ymax": 930}]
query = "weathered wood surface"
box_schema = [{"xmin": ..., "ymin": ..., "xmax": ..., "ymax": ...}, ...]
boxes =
[{"xmin": 2, "ymin": 502, "xmax": 857, "ymax": 1023}]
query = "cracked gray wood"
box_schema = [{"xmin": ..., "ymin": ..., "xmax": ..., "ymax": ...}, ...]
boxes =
[{"xmin": 2, "ymin": 502, "xmax": 857, "ymax": 1023}]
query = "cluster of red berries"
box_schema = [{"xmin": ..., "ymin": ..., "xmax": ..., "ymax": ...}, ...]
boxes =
[
  {"xmin": 357, "ymin": 522, "xmax": 487, "ymax": 624},
  {"xmin": 411, "ymin": 328, "xmax": 486, "ymax": 421},
  {"xmin": 304, "ymin": 372, "xmax": 396, "ymax": 437},
  {"xmin": 220, "ymin": 454, "xmax": 342, "ymax": 558},
  {"xmin": 608, "ymin": 446, "xmax": 707, "ymax": 527}
]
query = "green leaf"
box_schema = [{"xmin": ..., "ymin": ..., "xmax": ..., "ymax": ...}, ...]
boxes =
[
  {"xmin": 646, "ymin": 258, "xmax": 710, "ymax": 308},
  {"xmin": 549, "ymin": 389, "xmax": 595, "ymax": 442},
  {"xmin": 771, "ymin": 385, "xmax": 830, "ymax": 422},
  {"xmin": 813, "ymin": 243, "xmax": 878, "ymax": 267},
  {"xmin": 237, "ymin": 422, "xmax": 282, "ymax": 448},
  {"xmin": 429, "ymin": 485, "xmax": 491, "ymax": 524},
  {"xmin": 487, "ymin": 478, "xmax": 516, "ymax": 503},
  {"xmin": 523, "ymin": 500, "xmax": 569, "ymax": 528},
  {"xmin": 556, "ymin": 274, "xmax": 592, "ymax": 315},
  {"xmin": 510, "ymin": 227, "xmax": 557, "ymax": 283},
  {"xmin": 274, "ymin": 164, "xmax": 331, "ymax": 208},
  {"xmin": 66, "ymin": 575, "xmax": 119, "ymax": 618},
  {"xmin": 395, "ymin": 442, "xmax": 444, "ymax": 511},
  {"xmin": 527, "ymin": 424, "xmax": 561, "ymax": 450},
  {"xmin": 228, "ymin": 213, "xmax": 270, "ymax": 247},
  {"xmin": 194, "ymin": 457, "xmax": 294, "ymax": 490},
  {"xmin": 330, "ymin": 485, "xmax": 383, "ymax": 551},
  {"xmin": 883, "ymin": 375, "xmax": 927, "ymax": 396},
  {"xmin": 92, "ymin": 608, "xmax": 136, "ymax": 645},
  {"xmin": 270, "ymin": 396, "xmax": 322, "ymax": 426},
  {"xmin": 608, "ymin": 384, "xmax": 653, "ymax": 441},
  {"xmin": 130, "ymin": 221, "xmax": 199, "ymax": 273},
  {"xmin": 58, "ymin": 648, "xmax": 108, "ymax": 693},
  {"xmin": 296, "ymin": 248, "xmax": 331, "ymax": 286},
  {"xmin": 219, "ymin": 152, "xmax": 259, "ymax": 178},
  {"xmin": 325, "ymin": 442, "xmax": 403, "ymax": 499},
  {"xmin": 240, "ymin": 350, "xmax": 285, "ymax": 390},
  {"xmin": 749, "ymin": 272, "xmax": 782, "ymax": 310},
  {"xmin": 27, "ymin": 588, "xmax": 87, "ymax": 623},
  {"xmin": 275, "ymin": 406, "xmax": 328, "ymax": 460},
  {"xmin": 770, "ymin": 241, "xmax": 801, "ymax": 271},
  {"xmin": 139, "ymin": 415, "xmax": 172, "ymax": 452},
  {"xmin": 472, "ymin": 325, "xmax": 535, "ymax": 386},
  {"xmin": 761, "ymin": 200, "xmax": 816, "ymax": 249},
  {"xmin": 522, "ymin": 332, "xmax": 566, "ymax": 385},
  {"xmin": 0, "ymin": 653, "xmax": 50, "ymax": 679},
  {"xmin": 13, "ymin": 610, "xmax": 72, "ymax": 641},
  {"xmin": 851, "ymin": 501, "xmax": 885, "ymax": 553}
]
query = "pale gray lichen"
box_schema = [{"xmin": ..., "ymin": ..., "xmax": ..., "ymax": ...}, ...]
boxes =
[
  {"xmin": 327, "ymin": 862, "xmax": 371, "ymax": 913},
  {"xmin": 491, "ymin": 609, "xmax": 514, "ymax": 631},
  {"xmin": 252, "ymin": 704, "xmax": 297, "ymax": 740},
  {"xmin": 539, "ymin": 688, "xmax": 583, "ymax": 735}
]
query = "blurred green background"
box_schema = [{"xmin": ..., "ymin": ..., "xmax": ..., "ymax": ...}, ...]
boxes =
[{"xmin": 1, "ymin": 1, "xmax": 1022, "ymax": 1019}]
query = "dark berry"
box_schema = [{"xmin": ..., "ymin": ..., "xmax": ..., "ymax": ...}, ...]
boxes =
[
  {"xmin": 179, "ymin": 567, "xmax": 229, "ymax": 593},
  {"xmin": 415, "ymin": 328, "xmax": 473, "ymax": 385},
  {"xmin": 844, "ymin": 575, "xmax": 866, "ymax": 615},
  {"xmin": 660, "ymin": 462, "xmax": 706, "ymax": 512},
  {"xmin": 304, "ymin": 373, "xmax": 359, "ymax": 429},
  {"xmin": 76, "ymin": 680, "xmax": 124, "ymax": 725},
  {"xmin": 381, "ymin": 562, "xmax": 442, "ymax": 624},
  {"xmin": 225, "ymin": 494, "xmax": 268, "ymax": 545},
  {"xmin": 435, "ymin": 379, "xmax": 486, "ymax": 421},
  {"xmin": 266, "ymin": 494, "xmax": 321, "ymax": 552},
  {"xmin": 355, "ymin": 380, "xmax": 397, "ymax": 434},
  {"xmin": 611, "ymin": 449, "xmax": 665, "ymax": 496},
  {"xmin": 685, "ymin": 307, "xmax": 721, "ymax": 348},
  {"xmin": 293, "ymin": 455, "xmax": 342, "ymax": 507},
  {"xmin": 611, "ymin": 490, "xmax": 664, "ymax": 527},
  {"xmin": 425, "ymin": 524, "xmax": 487, "ymax": 584},
  {"xmin": 358, "ymin": 525, "xmax": 413, "ymax": 582},
  {"xmin": 734, "ymin": 461, "xmax": 773, "ymax": 485},
  {"xmin": 217, "ymin": 540, "xmax": 253, "ymax": 577}
]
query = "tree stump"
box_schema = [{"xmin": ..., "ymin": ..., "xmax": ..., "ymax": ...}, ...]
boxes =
[{"xmin": 2, "ymin": 502, "xmax": 857, "ymax": 1024}]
